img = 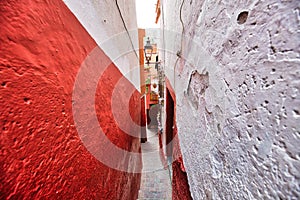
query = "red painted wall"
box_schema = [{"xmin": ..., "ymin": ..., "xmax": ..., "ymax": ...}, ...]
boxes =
[
  {"xmin": 172, "ymin": 132, "xmax": 193, "ymax": 200},
  {"xmin": 0, "ymin": 1, "xmax": 141, "ymax": 199},
  {"xmin": 172, "ymin": 157, "xmax": 193, "ymax": 200},
  {"xmin": 165, "ymin": 79, "xmax": 192, "ymax": 200}
]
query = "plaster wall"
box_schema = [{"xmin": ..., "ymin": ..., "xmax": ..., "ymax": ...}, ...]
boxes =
[
  {"xmin": 161, "ymin": 0, "xmax": 300, "ymax": 199},
  {"xmin": 63, "ymin": 0, "xmax": 140, "ymax": 91},
  {"xmin": 0, "ymin": 0, "xmax": 141, "ymax": 199}
]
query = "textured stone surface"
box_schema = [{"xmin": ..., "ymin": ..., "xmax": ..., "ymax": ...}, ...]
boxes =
[
  {"xmin": 172, "ymin": 159, "xmax": 193, "ymax": 200},
  {"xmin": 0, "ymin": 0, "xmax": 141, "ymax": 199},
  {"xmin": 161, "ymin": 0, "xmax": 300, "ymax": 199}
]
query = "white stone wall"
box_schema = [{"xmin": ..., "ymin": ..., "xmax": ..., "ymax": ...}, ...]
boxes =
[
  {"xmin": 63, "ymin": 0, "xmax": 140, "ymax": 90},
  {"xmin": 161, "ymin": 0, "xmax": 300, "ymax": 199}
]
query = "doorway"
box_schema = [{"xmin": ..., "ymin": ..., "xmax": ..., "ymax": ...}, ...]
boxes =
[{"xmin": 165, "ymin": 88, "xmax": 174, "ymax": 163}]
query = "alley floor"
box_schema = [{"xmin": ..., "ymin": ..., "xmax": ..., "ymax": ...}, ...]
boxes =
[{"xmin": 137, "ymin": 128, "xmax": 172, "ymax": 200}]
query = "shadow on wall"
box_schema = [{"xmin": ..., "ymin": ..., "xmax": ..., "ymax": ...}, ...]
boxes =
[{"xmin": 165, "ymin": 82, "xmax": 193, "ymax": 200}]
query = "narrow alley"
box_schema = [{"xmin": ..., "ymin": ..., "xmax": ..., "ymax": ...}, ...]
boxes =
[
  {"xmin": 0, "ymin": 0, "xmax": 299, "ymax": 199},
  {"xmin": 138, "ymin": 128, "xmax": 172, "ymax": 199}
]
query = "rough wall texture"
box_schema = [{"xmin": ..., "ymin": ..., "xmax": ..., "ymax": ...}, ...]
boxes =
[
  {"xmin": 161, "ymin": 0, "xmax": 300, "ymax": 199},
  {"xmin": 172, "ymin": 130, "xmax": 193, "ymax": 200},
  {"xmin": 0, "ymin": 0, "xmax": 141, "ymax": 199},
  {"xmin": 172, "ymin": 159, "xmax": 193, "ymax": 200}
]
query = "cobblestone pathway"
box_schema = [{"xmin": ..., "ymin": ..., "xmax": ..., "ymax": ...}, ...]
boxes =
[{"xmin": 137, "ymin": 129, "xmax": 172, "ymax": 200}]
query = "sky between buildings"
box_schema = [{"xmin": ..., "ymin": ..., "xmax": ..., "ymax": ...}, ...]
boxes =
[{"xmin": 136, "ymin": 0, "xmax": 160, "ymax": 28}]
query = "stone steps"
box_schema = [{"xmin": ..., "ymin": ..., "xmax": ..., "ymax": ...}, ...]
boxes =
[{"xmin": 137, "ymin": 170, "xmax": 172, "ymax": 199}]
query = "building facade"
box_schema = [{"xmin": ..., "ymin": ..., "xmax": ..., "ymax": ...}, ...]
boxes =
[{"xmin": 160, "ymin": 0, "xmax": 300, "ymax": 199}]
